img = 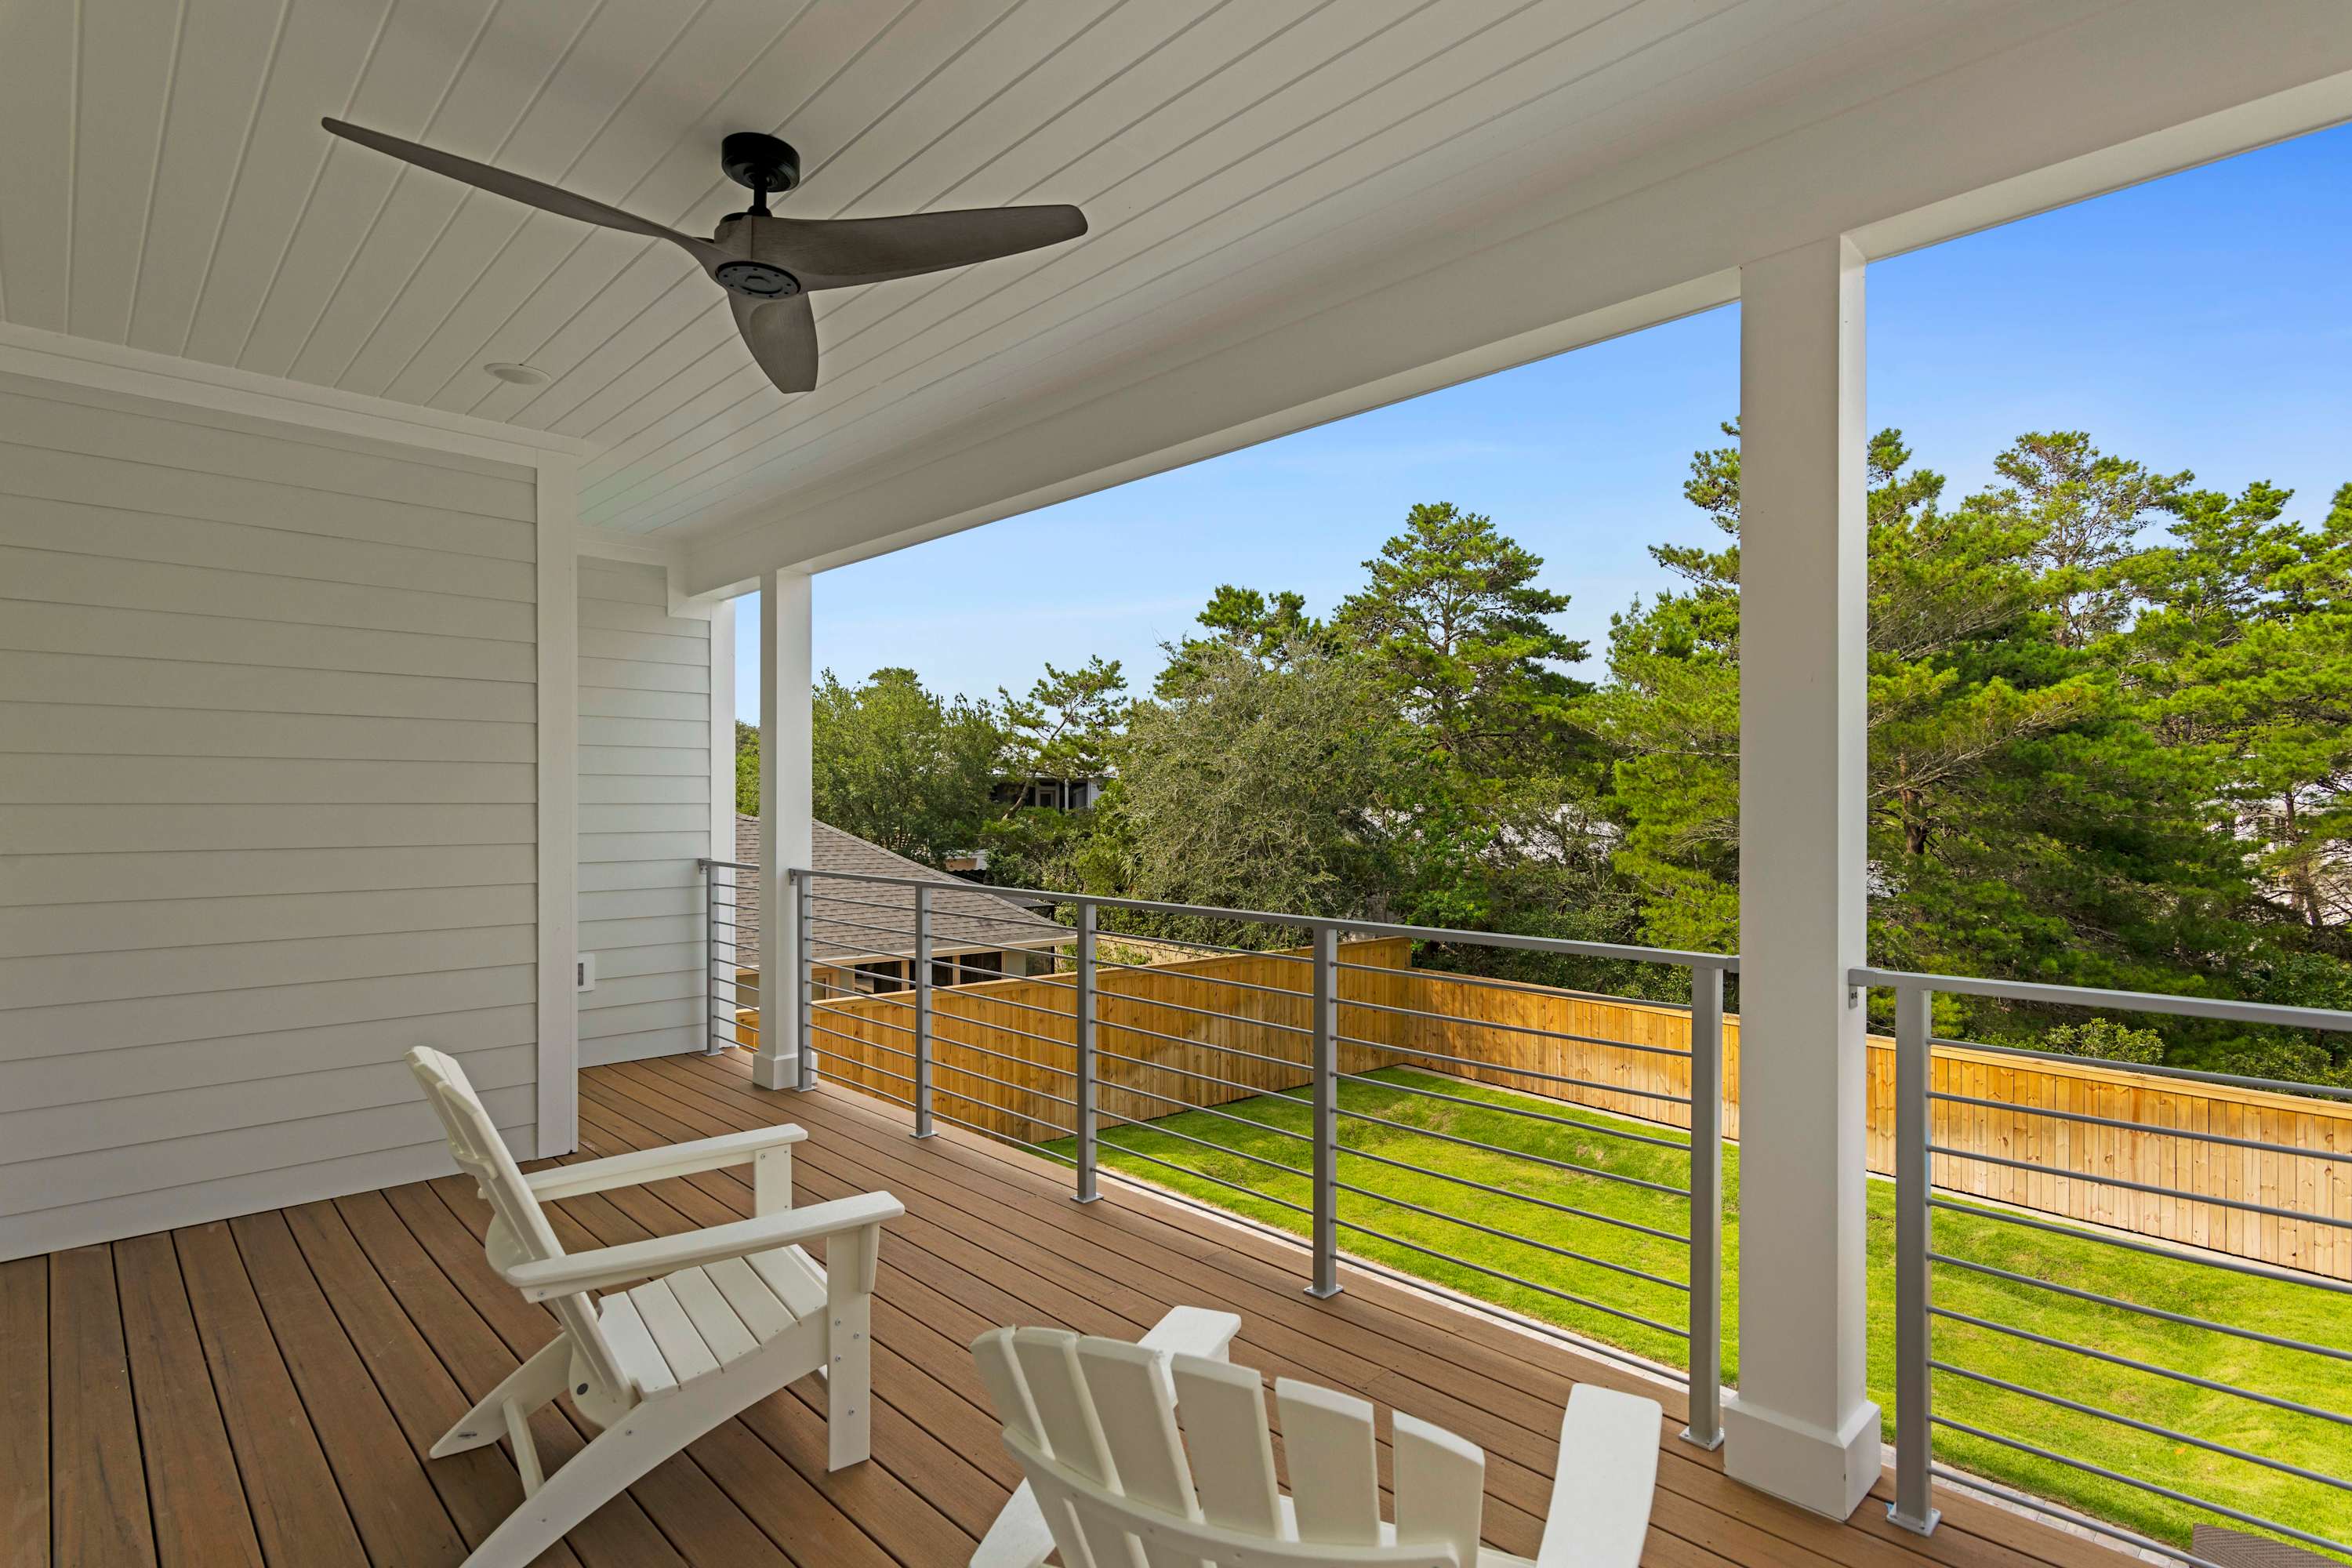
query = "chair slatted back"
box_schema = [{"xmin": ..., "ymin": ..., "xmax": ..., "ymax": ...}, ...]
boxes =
[
  {"xmin": 975, "ymin": 1327, "xmax": 1483, "ymax": 1568},
  {"xmin": 407, "ymin": 1048, "xmax": 630, "ymax": 1402}
]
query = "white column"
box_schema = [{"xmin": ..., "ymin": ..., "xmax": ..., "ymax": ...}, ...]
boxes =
[
  {"xmin": 754, "ymin": 568, "xmax": 814, "ymax": 1091},
  {"xmin": 1720, "ymin": 235, "xmax": 1879, "ymax": 1519}
]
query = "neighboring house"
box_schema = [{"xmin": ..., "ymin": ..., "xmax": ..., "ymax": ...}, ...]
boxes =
[
  {"xmin": 734, "ymin": 816, "xmax": 1068, "ymax": 999},
  {"xmin": 991, "ymin": 773, "xmax": 1109, "ymax": 813}
]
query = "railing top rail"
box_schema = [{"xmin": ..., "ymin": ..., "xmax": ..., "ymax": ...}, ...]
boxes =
[
  {"xmin": 698, "ymin": 857, "xmax": 758, "ymax": 872},
  {"xmin": 787, "ymin": 864, "xmax": 1739, "ymax": 971},
  {"xmin": 1850, "ymin": 964, "xmax": 2352, "ymax": 1036}
]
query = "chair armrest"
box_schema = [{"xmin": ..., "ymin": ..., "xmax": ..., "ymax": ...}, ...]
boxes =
[
  {"xmin": 503, "ymin": 1191, "xmax": 902, "ymax": 1301},
  {"xmin": 524, "ymin": 1125, "xmax": 806, "ymax": 1202},
  {"xmin": 1534, "ymin": 1385, "xmax": 1661, "ymax": 1568}
]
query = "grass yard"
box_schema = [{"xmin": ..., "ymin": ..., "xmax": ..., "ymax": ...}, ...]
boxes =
[{"xmin": 1046, "ymin": 1066, "xmax": 2351, "ymax": 1557}]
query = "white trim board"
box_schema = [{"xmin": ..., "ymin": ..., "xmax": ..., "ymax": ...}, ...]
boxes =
[
  {"xmin": 0, "ymin": 321, "xmax": 595, "ymax": 471},
  {"xmin": 536, "ymin": 463, "xmax": 582, "ymax": 1155}
]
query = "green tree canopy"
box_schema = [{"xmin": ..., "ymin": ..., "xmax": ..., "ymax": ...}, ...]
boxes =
[
  {"xmin": 809, "ymin": 667, "xmax": 1004, "ymax": 867},
  {"xmin": 1334, "ymin": 501, "xmax": 1589, "ymax": 781}
]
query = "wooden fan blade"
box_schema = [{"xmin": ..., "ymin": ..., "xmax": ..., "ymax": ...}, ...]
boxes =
[
  {"xmin": 731, "ymin": 292, "xmax": 818, "ymax": 394},
  {"xmin": 321, "ymin": 118, "xmax": 727, "ymax": 272},
  {"xmin": 764, "ymin": 205, "xmax": 1086, "ymax": 290}
]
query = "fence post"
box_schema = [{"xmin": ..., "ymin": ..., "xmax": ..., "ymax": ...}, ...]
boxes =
[
  {"xmin": 913, "ymin": 883, "xmax": 935, "ymax": 1138},
  {"xmin": 1889, "ymin": 979, "xmax": 1940, "ymax": 1534},
  {"xmin": 1073, "ymin": 901, "xmax": 1099, "ymax": 1203},
  {"xmin": 1682, "ymin": 962, "xmax": 1726, "ymax": 1449},
  {"xmin": 1307, "ymin": 924, "xmax": 1341, "ymax": 1299},
  {"xmin": 795, "ymin": 871, "xmax": 816, "ymax": 1091}
]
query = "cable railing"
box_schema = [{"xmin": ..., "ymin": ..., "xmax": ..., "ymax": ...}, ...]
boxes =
[
  {"xmin": 1857, "ymin": 965, "xmax": 2352, "ymax": 1567},
  {"xmin": 697, "ymin": 857, "xmax": 757, "ymax": 1057},
  {"xmin": 774, "ymin": 863, "xmax": 1736, "ymax": 1448}
]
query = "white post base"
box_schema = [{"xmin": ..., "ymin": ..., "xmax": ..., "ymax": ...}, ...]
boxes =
[
  {"xmin": 750, "ymin": 1048, "xmax": 802, "ymax": 1091},
  {"xmin": 1721, "ymin": 1393, "xmax": 1882, "ymax": 1520}
]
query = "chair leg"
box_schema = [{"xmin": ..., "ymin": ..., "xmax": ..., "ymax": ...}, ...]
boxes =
[
  {"xmin": 455, "ymin": 1392, "xmax": 708, "ymax": 1568},
  {"xmin": 827, "ymin": 1229, "xmax": 876, "ymax": 1470},
  {"xmin": 455, "ymin": 1339, "xmax": 811, "ymax": 1568},
  {"xmin": 434, "ymin": 1337, "xmax": 570, "ymax": 1458}
]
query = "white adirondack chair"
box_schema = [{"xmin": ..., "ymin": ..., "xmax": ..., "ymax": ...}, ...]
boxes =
[
  {"xmin": 972, "ymin": 1323, "xmax": 1661, "ymax": 1568},
  {"xmin": 407, "ymin": 1047, "xmax": 904, "ymax": 1568}
]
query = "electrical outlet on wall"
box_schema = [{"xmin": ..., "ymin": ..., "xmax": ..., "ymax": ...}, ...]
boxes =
[{"xmin": 576, "ymin": 953, "xmax": 596, "ymax": 992}]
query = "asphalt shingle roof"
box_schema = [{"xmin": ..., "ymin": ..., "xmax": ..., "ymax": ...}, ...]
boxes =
[{"xmin": 730, "ymin": 815, "xmax": 1064, "ymax": 964}]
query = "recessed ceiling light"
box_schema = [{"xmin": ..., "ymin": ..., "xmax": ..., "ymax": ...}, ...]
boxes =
[{"xmin": 483, "ymin": 361, "xmax": 549, "ymax": 386}]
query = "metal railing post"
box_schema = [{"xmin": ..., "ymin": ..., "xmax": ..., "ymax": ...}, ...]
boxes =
[
  {"xmin": 1307, "ymin": 924, "xmax": 1341, "ymax": 1299},
  {"xmin": 1073, "ymin": 901, "xmax": 1099, "ymax": 1203},
  {"xmin": 1682, "ymin": 961, "xmax": 1725, "ymax": 1449},
  {"xmin": 913, "ymin": 883, "xmax": 935, "ymax": 1138},
  {"xmin": 699, "ymin": 859, "xmax": 724, "ymax": 1054},
  {"xmin": 1889, "ymin": 979, "xmax": 1940, "ymax": 1534},
  {"xmin": 795, "ymin": 871, "xmax": 816, "ymax": 1091}
]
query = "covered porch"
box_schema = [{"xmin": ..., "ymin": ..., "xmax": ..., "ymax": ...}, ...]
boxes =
[{"xmin": 4, "ymin": 1051, "xmax": 2097, "ymax": 1568}]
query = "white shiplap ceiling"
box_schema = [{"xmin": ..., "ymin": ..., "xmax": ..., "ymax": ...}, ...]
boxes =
[{"xmin": 2, "ymin": 0, "xmax": 2323, "ymax": 571}]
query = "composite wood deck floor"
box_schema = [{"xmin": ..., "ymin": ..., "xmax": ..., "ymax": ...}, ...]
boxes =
[{"xmin": 1, "ymin": 1051, "xmax": 2119, "ymax": 1568}]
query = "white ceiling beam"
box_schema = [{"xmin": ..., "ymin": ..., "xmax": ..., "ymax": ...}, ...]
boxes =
[{"xmin": 681, "ymin": 0, "xmax": 2352, "ymax": 596}]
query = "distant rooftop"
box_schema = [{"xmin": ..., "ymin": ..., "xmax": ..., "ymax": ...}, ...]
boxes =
[{"xmin": 731, "ymin": 815, "xmax": 1065, "ymax": 965}]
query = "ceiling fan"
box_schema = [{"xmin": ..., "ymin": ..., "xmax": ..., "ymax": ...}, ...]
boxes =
[{"xmin": 321, "ymin": 120, "xmax": 1087, "ymax": 395}]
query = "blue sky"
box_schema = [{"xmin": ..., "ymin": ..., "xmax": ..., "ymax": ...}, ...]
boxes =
[{"xmin": 739, "ymin": 122, "xmax": 2352, "ymax": 717}]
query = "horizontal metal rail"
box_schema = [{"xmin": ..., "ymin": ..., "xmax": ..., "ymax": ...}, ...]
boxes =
[
  {"xmin": 1333, "ymin": 990, "xmax": 1696, "ymax": 1059},
  {"xmin": 1335, "ymin": 1140, "xmax": 1690, "ymax": 1245},
  {"xmin": 1095, "ymin": 927, "xmax": 1314, "ymax": 964},
  {"xmin": 873, "ymin": 1090, "xmax": 1080, "ymax": 1167},
  {"xmin": 920, "ymin": 1027, "xmax": 1078, "ymax": 1076},
  {"xmin": 1334, "ymin": 1103, "xmax": 1692, "ymax": 1197},
  {"xmin": 1329, "ymin": 1178, "xmax": 1690, "ymax": 1292},
  {"xmin": 1929, "ymin": 1141, "xmax": 2352, "ymax": 1230},
  {"xmin": 1095, "ymin": 1106, "xmax": 1318, "ymax": 1183},
  {"xmin": 1926, "ymin": 1197, "xmax": 2352, "ymax": 1294},
  {"xmin": 926, "ymin": 1054, "xmax": 1080, "ymax": 1109},
  {"xmin": 1924, "ymin": 1467, "xmax": 2235, "ymax": 1568},
  {"xmin": 1078, "ymin": 1073, "xmax": 1316, "ymax": 1145},
  {"xmin": 1850, "ymin": 964, "xmax": 2352, "ymax": 1040},
  {"xmin": 1928, "ymin": 1417, "xmax": 2352, "ymax": 1559},
  {"xmin": 927, "ymin": 1080, "xmax": 1076, "ymax": 1131},
  {"xmin": 1092, "ymin": 1047, "xmax": 1293, "ymax": 1103},
  {"xmin": 1094, "ymin": 1138, "xmax": 1317, "ymax": 1218},
  {"xmin": 1932, "ymin": 1360, "xmax": 2352, "ymax": 1491},
  {"xmin": 1334, "ymin": 1068, "xmax": 1693, "ymax": 1149},
  {"xmin": 797, "ymin": 866, "xmax": 1738, "ymax": 971},
  {"xmin": 1336, "ymin": 1033, "xmax": 1693, "ymax": 1104},
  {"xmin": 1930, "ymin": 1306, "xmax": 2352, "ymax": 1427},
  {"xmin": 1927, "ymin": 1087, "xmax": 2352, "ymax": 1162},
  {"xmin": 1097, "ymin": 986, "xmax": 1313, "ymax": 1034},
  {"xmin": 1328, "ymin": 1214, "xmax": 1688, "ymax": 1338},
  {"xmin": 1932, "ymin": 1033, "xmax": 2352, "ymax": 1103},
  {"xmin": 1087, "ymin": 955, "xmax": 1322, "ymax": 1003},
  {"xmin": 1928, "ymin": 1251, "xmax": 2352, "ymax": 1362},
  {"xmin": 1094, "ymin": 1017, "xmax": 1306, "ymax": 1072}
]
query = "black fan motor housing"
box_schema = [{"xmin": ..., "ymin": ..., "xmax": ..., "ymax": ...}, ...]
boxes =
[{"xmin": 722, "ymin": 132, "xmax": 800, "ymax": 195}]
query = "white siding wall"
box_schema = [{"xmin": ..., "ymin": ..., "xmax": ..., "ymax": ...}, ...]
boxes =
[
  {"xmin": 577, "ymin": 560, "xmax": 714, "ymax": 1065},
  {"xmin": 0, "ymin": 374, "xmax": 543, "ymax": 1261}
]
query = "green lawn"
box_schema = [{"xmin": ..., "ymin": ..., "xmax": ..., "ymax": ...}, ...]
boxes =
[{"xmin": 1045, "ymin": 1066, "xmax": 2350, "ymax": 1557}]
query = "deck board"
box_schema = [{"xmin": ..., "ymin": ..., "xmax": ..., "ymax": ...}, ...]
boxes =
[{"xmin": 5, "ymin": 1052, "xmax": 2115, "ymax": 1568}]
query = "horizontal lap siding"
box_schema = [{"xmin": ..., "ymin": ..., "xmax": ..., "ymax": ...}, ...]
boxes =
[
  {"xmin": 0, "ymin": 376, "xmax": 540, "ymax": 1260},
  {"xmin": 575, "ymin": 560, "xmax": 714, "ymax": 1065}
]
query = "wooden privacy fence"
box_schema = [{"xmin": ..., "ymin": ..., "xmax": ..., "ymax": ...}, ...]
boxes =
[
  {"xmin": 1383, "ymin": 970, "xmax": 2352, "ymax": 1281},
  {"xmin": 773, "ymin": 950, "xmax": 2352, "ymax": 1280},
  {"xmin": 805, "ymin": 938, "xmax": 1416, "ymax": 1145}
]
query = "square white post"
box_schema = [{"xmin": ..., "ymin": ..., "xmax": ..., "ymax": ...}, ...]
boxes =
[
  {"xmin": 1720, "ymin": 234, "xmax": 1882, "ymax": 1519},
  {"xmin": 755, "ymin": 568, "xmax": 814, "ymax": 1091}
]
